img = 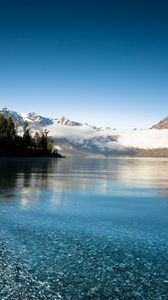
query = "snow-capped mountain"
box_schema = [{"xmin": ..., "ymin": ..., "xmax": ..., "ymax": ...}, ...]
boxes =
[
  {"xmin": 0, "ymin": 107, "xmax": 24, "ymax": 125},
  {"xmin": 0, "ymin": 107, "xmax": 83, "ymax": 128},
  {"xmin": 56, "ymin": 116, "xmax": 82, "ymax": 127},
  {"xmin": 1, "ymin": 106, "xmax": 168, "ymax": 157},
  {"xmin": 21, "ymin": 113, "xmax": 83, "ymax": 127},
  {"xmin": 21, "ymin": 112, "xmax": 53, "ymax": 126}
]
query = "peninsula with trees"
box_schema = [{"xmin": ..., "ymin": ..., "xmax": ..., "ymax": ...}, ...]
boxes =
[{"xmin": 0, "ymin": 115, "xmax": 62, "ymax": 157}]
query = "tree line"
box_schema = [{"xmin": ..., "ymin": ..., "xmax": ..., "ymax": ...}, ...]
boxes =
[{"xmin": 0, "ymin": 115, "xmax": 61, "ymax": 157}]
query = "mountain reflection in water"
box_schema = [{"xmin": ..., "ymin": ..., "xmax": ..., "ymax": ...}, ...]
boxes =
[{"xmin": 1, "ymin": 158, "xmax": 168, "ymax": 207}]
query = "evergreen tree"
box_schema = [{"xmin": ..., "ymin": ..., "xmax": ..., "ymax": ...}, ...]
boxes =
[
  {"xmin": 0, "ymin": 115, "xmax": 8, "ymax": 143},
  {"xmin": 0, "ymin": 115, "xmax": 61, "ymax": 157},
  {"xmin": 23, "ymin": 120, "xmax": 29, "ymax": 133},
  {"xmin": 34, "ymin": 132, "xmax": 41, "ymax": 148},
  {"xmin": 47, "ymin": 140, "xmax": 53, "ymax": 152},
  {"xmin": 40, "ymin": 130, "xmax": 48, "ymax": 149},
  {"xmin": 23, "ymin": 128, "xmax": 32, "ymax": 147},
  {"xmin": 0, "ymin": 115, "xmax": 7, "ymax": 134},
  {"xmin": 7, "ymin": 117, "xmax": 16, "ymax": 141}
]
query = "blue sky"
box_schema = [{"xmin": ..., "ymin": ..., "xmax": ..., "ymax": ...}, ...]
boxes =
[{"xmin": 0, "ymin": 0, "xmax": 168, "ymax": 128}]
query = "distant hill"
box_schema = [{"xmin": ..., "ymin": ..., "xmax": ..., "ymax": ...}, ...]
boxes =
[{"xmin": 151, "ymin": 116, "xmax": 168, "ymax": 129}]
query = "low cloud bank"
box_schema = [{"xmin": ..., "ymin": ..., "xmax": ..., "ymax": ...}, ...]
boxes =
[{"xmin": 45, "ymin": 124, "xmax": 168, "ymax": 155}]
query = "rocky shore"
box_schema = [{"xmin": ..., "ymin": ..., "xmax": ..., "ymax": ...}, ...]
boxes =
[{"xmin": 0, "ymin": 241, "xmax": 61, "ymax": 300}]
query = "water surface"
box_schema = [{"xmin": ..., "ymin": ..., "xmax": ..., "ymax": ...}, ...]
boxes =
[{"xmin": 0, "ymin": 157, "xmax": 168, "ymax": 299}]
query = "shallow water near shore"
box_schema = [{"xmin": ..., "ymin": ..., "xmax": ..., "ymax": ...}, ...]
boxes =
[{"xmin": 0, "ymin": 157, "xmax": 168, "ymax": 299}]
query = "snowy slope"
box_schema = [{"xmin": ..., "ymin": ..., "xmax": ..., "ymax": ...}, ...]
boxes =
[
  {"xmin": 20, "ymin": 113, "xmax": 83, "ymax": 127},
  {"xmin": 0, "ymin": 107, "xmax": 24, "ymax": 124},
  {"xmin": 21, "ymin": 112, "xmax": 53, "ymax": 126}
]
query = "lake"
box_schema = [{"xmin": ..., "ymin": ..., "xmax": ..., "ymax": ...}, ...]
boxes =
[{"xmin": 0, "ymin": 157, "xmax": 168, "ymax": 299}]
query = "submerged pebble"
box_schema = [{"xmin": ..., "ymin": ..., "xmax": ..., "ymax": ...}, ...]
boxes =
[{"xmin": 0, "ymin": 241, "xmax": 61, "ymax": 300}]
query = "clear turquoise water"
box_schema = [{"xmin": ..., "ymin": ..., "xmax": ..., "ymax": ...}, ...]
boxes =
[{"xmin": 0, "ymin": 157, "xmax": 168, "ymax": 299}]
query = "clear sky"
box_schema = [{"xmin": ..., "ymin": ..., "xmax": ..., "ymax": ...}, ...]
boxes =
[{"xmin": 0, "ymin": 0, "xmax": 168, "ymax": 129}]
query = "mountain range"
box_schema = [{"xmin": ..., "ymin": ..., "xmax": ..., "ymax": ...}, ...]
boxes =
[{"xmin": 1, "ymin": 106, "xmax": 168, "ymax": 157}]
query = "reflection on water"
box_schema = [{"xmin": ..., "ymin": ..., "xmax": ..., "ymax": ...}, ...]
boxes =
[
  {"xmin": 0, "ymin": 157, "xmax": 168, "ymax": 299},
  {"xmin": 1, "ymin": 157, "xmax": 168, "ymax": 206}
]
